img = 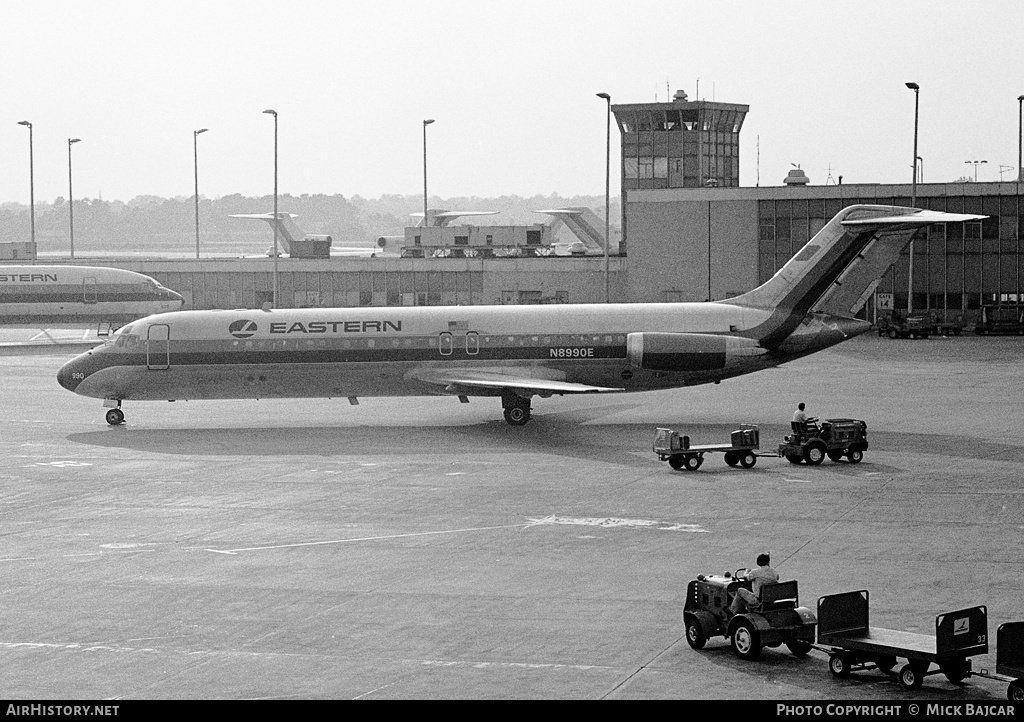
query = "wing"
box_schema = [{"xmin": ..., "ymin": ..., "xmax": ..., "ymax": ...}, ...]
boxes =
[
  {"xmin": 0, "ymin": 329, "xmax": 107, "ymax": 356},
  {"xmin": 411, "ymin": 369, "xmax": 623, "ymax": 396}
]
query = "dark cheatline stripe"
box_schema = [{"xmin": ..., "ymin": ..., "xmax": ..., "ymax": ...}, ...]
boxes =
[
  {"xmin": 0, "ymin": 287, "xmax": 163, "ymax": 304},
  {"xmin": 85, "ymin": 342, "xmax": 631, "ymax": 370}
]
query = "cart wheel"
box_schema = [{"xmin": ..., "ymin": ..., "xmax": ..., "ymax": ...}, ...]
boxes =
[
  {"xmin": 682, "ymin": 454, "xmax": 702, "ymax": 471},
  {"xmin": 846, "ymin": 449, "xmax": 863, "ymax": 464},
  {"xmin": 724, "ymin": 451, "xmax": 739, "ymax": 467},
  {"xmin": 803, "ymin": 441, "xmax": 827, "ymax": 465},
  {"xmin": 668, "ymin": 456, "xmax": 684, "ymax": 471},
  {"xmin": 730, "ymin": 619, "xmax": 762, "ymax": 660},
  {"xmin": 739, "ymin": 452, "xmax": 757, "ymax": 469},
  {"xmin": 685, "ymin": 617, "xmax": 707, "ymax": 650},
  {"xmin": 940, "ymin": 660, "xmax": 970, "ymax": 684},
  {"xmin": 1008, "ymin": 679, "xmax": 1024, "ymax": 701},
  {"xmin": 888, "ymin": 328, "xmax": 899, "ymax": 339},
  {"xmin": 827, "ymin": 450, "xmax": 844, "ymax": 462},
  {"xmin": 899, "ymin": 662, "xmax": 926, "ymax": 690},
  {"xmin": 786, "ymin": 640, "xmax": 812, "ymax": 657},
  {"xmin": 786, "ymin": 454, "xmax": 802, "ymax": 464},
  {"xmin": 829, "ymin": 653, "xmax": 852, "ymax": 678}
]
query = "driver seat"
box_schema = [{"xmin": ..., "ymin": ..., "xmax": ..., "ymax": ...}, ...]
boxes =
[{"xmin": 752, "ymin": 580, "xmax": 798, "ymax": 612}]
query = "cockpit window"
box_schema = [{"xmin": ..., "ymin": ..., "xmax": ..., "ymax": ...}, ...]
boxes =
[{"xmin": 112, "ymin": 325, "xmax": 141, "ymax": 349}]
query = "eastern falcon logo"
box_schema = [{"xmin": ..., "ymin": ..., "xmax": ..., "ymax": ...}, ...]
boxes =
[{"xmin": 229, "ymin": 319, "xmax": 258, "ymax": 339}]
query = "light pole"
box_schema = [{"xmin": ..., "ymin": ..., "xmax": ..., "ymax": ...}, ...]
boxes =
[
  {"xmin": 597, "ymin": 92, "xmax": 611, "ymax": 303},
  {"xmin": 1017, "ymin": 94, "xmax": 1023, "ymax": 183},
  {"xmin": 193, "ymin": 128, "xmax": 208, "ymax": 259},
  {"xmin": 17, "ymin": 121, "xmax": 34, "ymax": 249},
  {"xmin": 422, "ymin": 119, "xmax": 435, "ymax": 241},
  {"xmin": 905, "ymin": 82, "xmax": 920, "ymax": 315},
  {"xmin": 68, "ymin": 138, "xmax": 81, "ymax": 258},
  {"xmin": 965, "ymin": 160, "xmax": 988, "ymax": 182},
  {"xmin": 263, "ymin": 109, "xmax": 279, "ymax": 307}
]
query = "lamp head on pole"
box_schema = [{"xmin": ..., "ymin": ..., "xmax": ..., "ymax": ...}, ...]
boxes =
[
  {"xmin": 1018, "ymin": 95, "xmax": 1024, "ymax": 102},
  {"xmin": 596, "ymin": 92, "xmax": 611, "ymax": 101},
  {"xmin": 17, "ymin": 120, "xmax": 32, "ymax": 128},
  {"xmin": 262, "ymin": 109, "xmax": 277, "ymax": 118},
  {"xmin": 905, "ymin": 82, "xmax": 919, "ymax": 91},
  {"xmin": 195, "ymin": 128, "xmax": 208, "ymax": 136},
  {"xmin": 69, "ymin": 138, "xmax": 81, "ymax": 146},
  {"xmin": 423, "ymin": 119, "xmax": 435, "ymax": 126}
]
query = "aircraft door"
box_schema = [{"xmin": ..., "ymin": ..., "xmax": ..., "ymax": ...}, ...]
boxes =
[
  {"xmin": 83, "ymin": 277, "xmax": 98, "ymax": 304},
  {"xmin": 146, "ymin": 324, "xmax": 170, "ymax": 370}
]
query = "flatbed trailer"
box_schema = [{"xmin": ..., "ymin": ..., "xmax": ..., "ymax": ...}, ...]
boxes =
[
  {"xmin": 817, "ymin": 590, "xmax": 989, "ymax": 691},
  {"xmin": 653, "ymin": 425, "xmax": 762, "ymax": 471}
]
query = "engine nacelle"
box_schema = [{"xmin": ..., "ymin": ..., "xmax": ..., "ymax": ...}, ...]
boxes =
[{"xmin": 626, "ymin": 332, "xmax": 765, "ymax": 372}]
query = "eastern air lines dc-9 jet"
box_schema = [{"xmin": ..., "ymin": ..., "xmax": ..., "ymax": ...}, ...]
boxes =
[{"xmin": 57, "ymin": 205, "xmax": 982, "ymax": 427}]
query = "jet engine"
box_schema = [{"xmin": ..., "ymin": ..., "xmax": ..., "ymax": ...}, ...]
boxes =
[{"xmin": 626, "ymin": 332, "xmax": 765, "ymax": 372}]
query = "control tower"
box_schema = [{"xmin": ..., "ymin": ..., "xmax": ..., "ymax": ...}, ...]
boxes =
[{"xmin": 611, "ymin": 90, "xmax": 748, "ymax": 190}]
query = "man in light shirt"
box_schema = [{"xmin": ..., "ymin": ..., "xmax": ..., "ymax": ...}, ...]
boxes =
[{"xmin": 726, "ymin": 553, "xmax": 780, "ymax": 617}]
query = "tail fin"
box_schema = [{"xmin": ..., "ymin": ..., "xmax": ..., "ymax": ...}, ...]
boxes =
[
  {"xmin": 230, "ymin": 212, "xmax": 307, "ymax": 254},
  {"xmin": 727, "ymin": 205, "xmax": 984, "ymax": 347},
  {"xmin": 535, "ymin": 207, "xmax": 608, "ymax": 252}
]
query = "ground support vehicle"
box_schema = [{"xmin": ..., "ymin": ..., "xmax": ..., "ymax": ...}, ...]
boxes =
[
  {"xmin": 969, "ymin": 621, "xmax": 1024, "ymax": 700},
  {"xmin": 817, "ymin": 590, "xmax": 989, "ymax": 691},
  {"xmin": 974, "ymin": 305, "xmax": 1024, "ymax": 335},
  {"xmin": 877, "ymin": 311, "xmax": 929, "ymax": 339},
  {"xmin": 654, "ymin": 425, "xmax": 761, "ymax": 471},
  {"xmin": 779, "ymin": 418, "xmax": 868, "ymax": 465},
  {"xmin": 683, "ymin": 571, "xmax": 817, "ymax": 660},
  {"xmin": 926, "ymin": 312, "xmax": 964, "ymax": 336}
]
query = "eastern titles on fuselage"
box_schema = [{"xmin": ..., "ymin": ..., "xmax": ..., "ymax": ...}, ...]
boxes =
[
  {"xmin": 267, "ymin": 320, "xmax": 402, "ymax": 335},
  {"xmin": 0, "ymin": 273, "xmax": 60, "ymax": 283}
]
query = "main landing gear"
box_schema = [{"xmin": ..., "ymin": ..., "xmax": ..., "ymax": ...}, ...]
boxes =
[
  {"xmin": 104, "ymin": 401, "xmax": 125, "ymax": 426},
  {"xmin": 501, "ymin": 392, "xmax": 532, "ymax": 426}
]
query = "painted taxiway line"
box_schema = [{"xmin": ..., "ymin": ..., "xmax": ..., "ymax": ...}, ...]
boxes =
[
  {"xmin": 206, "ymin": 514, "xmax": 708, "ymax": 554},
  {"xmin": 206, "ymin": 523, "xmax": 530, "ymax": 554}
]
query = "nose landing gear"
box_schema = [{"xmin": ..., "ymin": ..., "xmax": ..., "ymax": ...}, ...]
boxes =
[{"xmin": 104, "ymin": 401, "xmax": 125, "ymax": 426}]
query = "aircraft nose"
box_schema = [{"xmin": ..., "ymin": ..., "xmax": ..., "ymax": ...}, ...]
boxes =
[
  {"xmin": 57, "ymin": 357, "xmax": 84, "ymax": 392},
  {"xmin": 167, "ymin": 288, "xmax": 185, "ymax": 306}
]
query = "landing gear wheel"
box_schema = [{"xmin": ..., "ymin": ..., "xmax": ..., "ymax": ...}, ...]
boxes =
[
  {"xmin": 846, "ymin": 449, "xmax": 863, "ymax": 463},
  {"xmin": 668, "ymin": 456, "xmax": 685, "ymax": 471},
  {"xmin": 829, "ymin": 653, "xmax": 852, "ymax": 678},
  {"xmin": 827, "ymin": 450, "xmax": 844, "ymax": 462},
  {"xmin": 730, "ymin": 620, "xmax": 762, "ymax": 661},
  {"xmin": 786, "ymin": 640, "xmax": 812, "ymax": 657},
  {"xmin": 899, "ymin": 662, "xmax": 926, "ymax": 690},
  {"xmin": 1008, "ymin": 679, "xmax": 1024, "ymax": 701},
  {"xmin": 685, "ymin": 618, "xmax": 707, "ymax": 650},
  {"xmin": 682, "ymin": 454, "xmax": 702, "ymax": 471},
  {"xmin": 940, "ymin": 660, "xmax": 970, "ymax": 684},
  {"xmin": 739, "ymin": 452, "xmax": 757, "ymax": 468},
  {"xmin": 803, "ymin": 441, "xmax": 827, "ymax": 465},
  {"xmin": 105, "ymin": 408, "xmax": 125, "ymax": 426},
  {"xmin": 502, "ymin": 405, "xmax": 531, "ymax": 426}
]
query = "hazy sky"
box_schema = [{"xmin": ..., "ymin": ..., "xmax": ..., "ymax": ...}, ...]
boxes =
[{"xmin": 2, "ymin": 0, "xmax": 1023, "ymax": 206}]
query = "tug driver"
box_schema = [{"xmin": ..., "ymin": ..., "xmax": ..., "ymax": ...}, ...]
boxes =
[{"xmin": 726, "ymin": 553, "xmax": 779, "ymax": 617}]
